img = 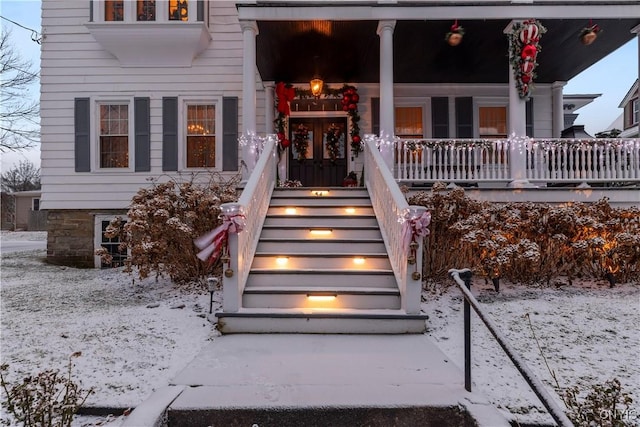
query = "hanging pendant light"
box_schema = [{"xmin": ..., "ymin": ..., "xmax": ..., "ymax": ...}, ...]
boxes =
[{"xmin": 310, "ymin": 77, "xmax": 324, "ymax": 98}]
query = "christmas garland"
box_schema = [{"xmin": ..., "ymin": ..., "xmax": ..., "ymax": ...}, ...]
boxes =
[
  {"xmin": 274, "ymin": 83, "xmax": 362, "ymax": 155},
  {"xmin": 292, "ymin": 123, "xmax": 310, "ymax": 162},
  {"xmin": 325, "ymin": 123, "xmax": 342, "ymax": 164},
  {"xmin": 507, "ymin": 19, "xmax": 546, "ymax": 99}
]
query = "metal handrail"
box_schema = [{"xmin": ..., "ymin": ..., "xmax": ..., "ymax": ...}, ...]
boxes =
[{"xmin": 448, "ymin": 268, "xmax": 573, "ymax": 427}]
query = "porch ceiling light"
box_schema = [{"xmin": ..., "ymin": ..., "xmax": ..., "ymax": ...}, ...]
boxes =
[{"xmin": 310, "ymin": 78, "xmax": 324, "ymax": 98}]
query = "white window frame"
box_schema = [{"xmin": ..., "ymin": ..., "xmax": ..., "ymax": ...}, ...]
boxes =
[
  {"xmin": 93, "ymin": 0, "xmax": 199, "ymax": 23},
  {"xmin": 92, "ymin": 97, "xmax": 135, "ymax": 172},
  {"xmin": 475, "ymin": 98, "xmax": 508, "ymax": 139},
  {"xmin": 178, "ymin": 96, "xmax": 222, "ymax": 170},
  {"xmin": 632, "ymin": 98, "xmax": 639, "ymax": 126},
  {"xmin": 94, "ymin": 215, "xmax": 129, "ymax": 269},
  {"xmin": 394, "ymin": 99, "xmax": 429, "ymax": 138}
]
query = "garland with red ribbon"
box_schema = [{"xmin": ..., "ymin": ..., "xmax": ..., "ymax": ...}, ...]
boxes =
[
  {"xmin": 325, "ymin": 123, "xmax": 342, "ymax": 164},
  {"xmin": 508, "ymin": 19, "xmax": 546, "ymax": 99}
]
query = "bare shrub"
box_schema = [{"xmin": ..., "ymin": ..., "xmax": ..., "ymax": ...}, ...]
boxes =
[
  {"xmin": 0, "ymin": 353, "xmax": 93, "ymax": 427},
  {"xmin": 97, "ymin": 172, "xmax": 240, "ymax": 286},
  {"xmin": 409, "ymin": 184, "xmax": 640, "ymax": 284}
]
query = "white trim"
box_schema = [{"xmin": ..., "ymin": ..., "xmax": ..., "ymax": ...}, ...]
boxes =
[
  {"xmin": 178, "ymin": 95, "xmax": 223, "ymax": 171},
  {"xmin": 92, "ymin": 97, "xmax": 136, "ymax": 172},
  {"xmin": 93, "ymin": 214, "xmax": 125, "ymax": 268}
]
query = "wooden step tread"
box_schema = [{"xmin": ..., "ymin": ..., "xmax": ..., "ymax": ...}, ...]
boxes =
[
  {"xmin": 253, "ymin": 252, "xmax": 388, "ymax": 258},
  {"xmin": 261, "ymin": 225, "xmax": 380, "ymax": 230},
  {"xmin": 217, "ymin": 308, "xmax": 428, "ymax": 319},
  {"xmin": 258, "ymin": 238, "xmax": 383, "ymax": 243},
  {"xmin": 249, "ymin": 268, "xmax": 393, "ymax": 274},
  {"xmin": 243, "ymin": 286, "xmax": 400, "ymax": 295}
]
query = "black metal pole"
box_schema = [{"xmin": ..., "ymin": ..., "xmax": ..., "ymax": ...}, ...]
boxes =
[{"xmin": 462, "ymin": 270, "xmax": 473, "ymax": 392}]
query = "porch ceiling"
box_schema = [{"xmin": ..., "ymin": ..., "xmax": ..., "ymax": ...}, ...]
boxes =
[{"xmin": 255, "ymin": 18, "xmax": 639, "ymax": 85}]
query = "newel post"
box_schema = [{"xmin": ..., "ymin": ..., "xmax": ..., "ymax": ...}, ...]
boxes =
[
  {"xmin": 402, "ymin": 205, "xmax": 429, "ymax": 314},
  {"xmin": 220, "ymin": 202, "xmax": 243, "ymax": 312}
]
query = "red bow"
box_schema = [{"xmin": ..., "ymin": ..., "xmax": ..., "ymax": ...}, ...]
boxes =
[{"xmin": 276, "ymin": 82, "xmax": 296, "ymax": 116}]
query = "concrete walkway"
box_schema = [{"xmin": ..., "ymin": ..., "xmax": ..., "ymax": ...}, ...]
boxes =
[{"xmin": 124, "ymin": 334, "xmax": 510, "ymax": 426}]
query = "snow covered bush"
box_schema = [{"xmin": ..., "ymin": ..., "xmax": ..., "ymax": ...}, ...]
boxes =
[
  {"xmin": 0, "ymin": 353, "xmax": 93, "ymax": 427},
  {"xmin": 408, "ymin": 185, "xmax": 640, "ymax": 284},
  {"xmin": 97, "ymin": 172, "xmax": 240, "ymax": 286},
  {"xmin": 564, "ymin": 378, "xmax": 635, "ymax": 427}
]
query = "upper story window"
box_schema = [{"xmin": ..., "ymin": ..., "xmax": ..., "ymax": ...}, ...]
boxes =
[
  {"xmin": 632, "ymin": 99, "xmax": 639, "ymax": 126},
  {"xmin": 99, "ymin": 103, "xmax": 130, "ymax": 169},
  {"xmin": 138, "ymin": 0, "xmax": 156, "ymax": 21},
  {"xmin": 169, "ymin": 0, "xmax": 189, "ymax": 21},
  {"xmin": 105, "ymin": 0, "xmax": 124, "ymax": 21}
]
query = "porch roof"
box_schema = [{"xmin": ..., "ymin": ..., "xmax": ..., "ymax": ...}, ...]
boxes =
[{"xmin": 243, "ymin": 3, "xmax": 639, "ymax": 85}]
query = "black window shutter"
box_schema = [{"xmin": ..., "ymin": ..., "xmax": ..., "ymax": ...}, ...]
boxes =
[
  {"xmin": 134, "ymin": 97, "xmax": 151, "ymax": 172},
  {"xmin": 222, "ymin": 97, "xmax": 239, "ymax": 171},
  {"xmin": 431, "ymin": 97, "xmax": 449, "ymax": 138},
  {"xmin": 455, "ymin": 97, "xmax": 473, "ymax": 138},
  {"xmin": 526, "ymin": 98, "xmax": 534, "ymax": 137},
  {"xmin": 162, "ymin": 97, "xmax": 178, "ymax": 171},
  {"xmin": 197, "ymin": 0, "xmax": 204, "ymax": 22},
  {"xmin": 74, "ymin": 98, "xmax": 91, "ymax": 172},
  {"xmin": 371, "ymin": 97, "xmax": 380, "ymax": 136}
]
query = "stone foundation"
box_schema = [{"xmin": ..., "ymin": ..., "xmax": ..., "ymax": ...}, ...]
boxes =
[{"xmin": 47, "ymin": 209, "xmax": 126, "ymax": 268}]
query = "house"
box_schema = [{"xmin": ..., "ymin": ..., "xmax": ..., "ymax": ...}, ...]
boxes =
[
  {"xmin": 40, "ymin": 1, "xmax": 639, "ymax": 272},
  {"xmin": 0, "ymin": 191, "xmax": 44, "ymax": 231},
  {"xmin": 619, "ymin": 78, "xmax": 639, "ymax": 137}
]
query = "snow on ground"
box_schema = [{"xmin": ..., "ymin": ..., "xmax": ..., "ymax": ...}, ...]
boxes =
[{"xmin": 1, "ymin": 231, "xmax": 638, "ymax": 426}]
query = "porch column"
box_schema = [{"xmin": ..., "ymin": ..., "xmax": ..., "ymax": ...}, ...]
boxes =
[
  {"xmin": 241, "ymin": 20, "xmax": 259, "ymax": 181},
  {"xmin": 377, "ymin": 20, "xmax": 396, "ymax": 171},
  {"xmin": 552, "ymin": 81, "xmax": 566, "ymax": 138},
  {"xmin": 504, "ymin": 20, "xmax": 533, "ymax": 188},
  {"xmin": 264, "ymin": 82, "xmax": 275, "ymax": 134}
]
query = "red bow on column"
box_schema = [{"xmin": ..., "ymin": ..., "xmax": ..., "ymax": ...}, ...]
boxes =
[{"xmin": 276, "ymin": 82, "xmax": 296, "ymax": 116}]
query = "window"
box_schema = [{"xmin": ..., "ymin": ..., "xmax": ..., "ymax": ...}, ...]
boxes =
[
  {"xmin": 97, "ymin": 219, "xmax": 127, "ymax": 269},
  {"xmin": 137, "ymin": 0, "xmax": 155, "ymax": 21},
  {"xmin": 32, "ymin": 198, "xmax": 40, "ymax": 211},
  {"xmin": 105, "ymin": 0, "xmax": 124, "ymax": 21},
  {"xmin": 99, "ymin": 103, "xmax": 129, "ymax": 168},
  {"xmin": 186, "ymin": 104, "xmax": 216, "ymax": 168},
  {"xmin": 632, "ymin": 99, "xmax": 639, "ymax": 125},
  {"xmin": 479, "ymin": 106, "xmax": 507, "ymax": 138},
  {"xmin": 169, "ymin": 0, "xmax": 189, "ymax": 21},
  {"xmin": 395, "ymin": 106, "xmax": 423, "ymax": 138}
]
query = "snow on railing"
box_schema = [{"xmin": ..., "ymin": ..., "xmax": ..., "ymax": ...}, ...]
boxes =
[
  {"xmin": 394, "ymin": 138, "xmax": 510, "ymax": 182},
  {"xmin": 527, "ymin": 138, "xmax": 640, "ymax": 183},
  {"xmin": 365, "ymin": 135, "xmax": 422, "ymax": 314},
  {"xmin": 223, "ymin": 134, "xmax": 277, "ymax": 312},
  {"xmin": 393, "ymin": 137, "xmax": 640, "ymax": 185}
]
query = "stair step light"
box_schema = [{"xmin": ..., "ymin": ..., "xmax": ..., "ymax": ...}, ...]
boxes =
[
  {"xmin": 307, "ymin": 293, "xmax": 337, "ymax": 302},
  {"xmin": 275, "ymin": 257, "xmax": 289, "ymax": 266},
  {"xmin": 353, "ymin": 257, "xmax": 366, "ymax": 265},
  {"xmin": 284, "ymin": 207, "xmax": 297, "ymax": 215},
  {"xmin": 309, "ymin": 228, "xmax": 332, "ymax": 236},
  {"xmin": 312, "ymin": 190, "xmax": 329, "ymax": 196},
  {"xmin": 345, "ymin": 208, "xmax": 356, "ymax": 214}
]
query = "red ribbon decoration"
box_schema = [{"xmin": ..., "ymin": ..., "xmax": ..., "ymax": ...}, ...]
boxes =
[
  {"xmin": 402, "ymin": 211, "xmax": 431, "ymax": 252},
  {"xmin": 276, "ymin": 82, "xmax": 295, "ymax": 116},
  {"xmin": 194, "ymin": 213, "xmax": 246, "ymax": 265}
]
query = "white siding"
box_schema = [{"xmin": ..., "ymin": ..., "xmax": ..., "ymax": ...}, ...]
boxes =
[{"xmin": 41, "ymin": 0, "xmax": 262, "ymax": 210}]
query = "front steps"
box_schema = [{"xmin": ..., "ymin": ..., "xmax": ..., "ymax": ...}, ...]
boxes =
[{"xmin": 215, "ymin": 187, "xmax": 428, "ymax": 334}]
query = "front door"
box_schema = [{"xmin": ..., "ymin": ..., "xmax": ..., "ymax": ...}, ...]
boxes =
[{"xmin": 289, "ymin": 117, "xmax": 348, "ymax": 187}]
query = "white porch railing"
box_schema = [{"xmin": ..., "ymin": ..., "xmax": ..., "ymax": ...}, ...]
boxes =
[
  {"xmin": 365, "ymin": 135, "xmax": 423, "ymax": 314},
  {"xmin": 394, "ymin": 137, "xmax": 640, "ymax": 185},
  {"xmin": 223, "ymin": 134, "xmax": 278, "ymax": 312},
  {"xmin": 528, "ymin": 138, "xmax": 640, "ymax": 183}
]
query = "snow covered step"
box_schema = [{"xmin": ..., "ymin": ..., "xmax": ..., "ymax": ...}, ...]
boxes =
[
  {"xmin": 216, "ymin": 309, "xmax": 428, "ymax": 334},
  {"xmin": 259, "ymin": 226, "xmax": 382, "ymax": 240},
  {"xmin": 242, "ymin": 286, "xmax": 401, "ymax": 309},
  {"xmin": 263, "ymin": 215, "xmax": 379, "ymax": 227},
  {"xmin": 256, "ymin": 238, "xmax": 386, "ymax": 254},
  {"xmin": 245, "ymin": 270, "xmax": 396, "ymax": 288},
  {"xmin": 251, "ymin": 253, "xmax": 392, "ymax": 270},
  {"xmin": 266, "ymin": 205, "xmax": 375, "ymax": 216}
]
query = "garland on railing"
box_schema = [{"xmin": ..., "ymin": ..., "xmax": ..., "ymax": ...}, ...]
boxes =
[
  {"xmin": 530, "ymin": 138, "xmax": 639, "ymax": 150},
  {"xmin": 399, "ymin": 138, "xmax": 509, "ymax": 151},
  {"xmin": 274, "ymin": 82, "xmax": 362, "ymax": 155},
  {"xmin": 507, "ymin": 19, "xmax": 546, "ymax": 99}
]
